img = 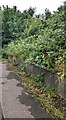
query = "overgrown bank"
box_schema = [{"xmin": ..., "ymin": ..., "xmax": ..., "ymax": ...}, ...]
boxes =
[{"xmin": 2, "ymin": 4, "xmax": 66, "ymax": 82}]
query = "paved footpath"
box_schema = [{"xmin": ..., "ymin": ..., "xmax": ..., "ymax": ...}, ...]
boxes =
[{"xmin": 0, "ymin": 62, "xmax": 52, "ymax": 118}]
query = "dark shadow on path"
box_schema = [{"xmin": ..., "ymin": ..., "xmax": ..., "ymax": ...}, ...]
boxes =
[{"xmin": 17, "ymin": 90, "xmax": 51, "ymax": 118}]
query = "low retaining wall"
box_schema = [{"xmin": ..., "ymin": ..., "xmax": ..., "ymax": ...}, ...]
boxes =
[
  {"xmin": 8, "ymin": 56, "xmax": 66, "ymax": 99},
  {"xmin": 25, "ymin": 63, "xmax": 59, "ymax": 88},
  {"xmin": 26, "ymin": 63, "xmax": 66, "ymax": 99}
]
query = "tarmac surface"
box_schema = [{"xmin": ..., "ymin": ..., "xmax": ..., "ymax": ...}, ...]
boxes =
[{"xmin": 0, "ymin": 62, "xmax": 52, "ymax": 118}]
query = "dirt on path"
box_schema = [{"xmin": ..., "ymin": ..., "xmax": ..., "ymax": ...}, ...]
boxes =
[{"xmin": 0, "ymin": 62, "xmax": 52, "ymax": 118}]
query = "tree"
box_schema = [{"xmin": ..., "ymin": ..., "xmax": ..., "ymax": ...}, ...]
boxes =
[
  {"xmin": 2, "ymin": 6, "xmax": 22, "ymax": 47},
  {"xmin": 28, "ymin": 7, "xmax": 36, "ymax": 17},
  {"xmin": 45, "ymin": 8, "xmax": 51, "ymax": 19}
]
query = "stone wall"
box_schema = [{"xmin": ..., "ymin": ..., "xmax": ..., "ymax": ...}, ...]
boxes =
[
  {"xmin": 25, "ymin": 63, "xmax": 59, "ymax": 88},
  {"xmin": 25, "ymin": 62, "xmax": 65, "ymax": 99}
]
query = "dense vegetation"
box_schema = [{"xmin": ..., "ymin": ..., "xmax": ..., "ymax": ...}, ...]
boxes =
[{"xmin": 1, "ymin": 2, "xmax": 66, "ymax": 81}]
